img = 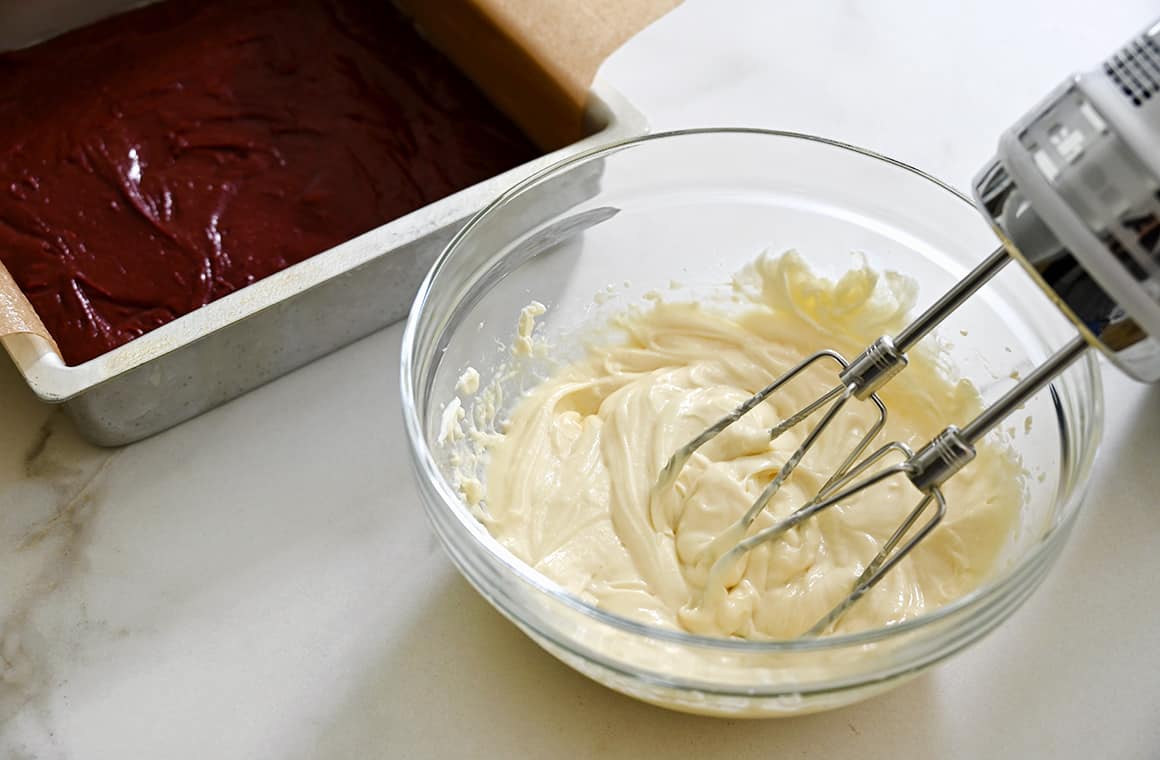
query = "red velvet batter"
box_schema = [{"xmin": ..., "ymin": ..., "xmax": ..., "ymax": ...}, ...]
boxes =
[{"xmin": 0, "ymin": 0, "xmax": 539, "ymax": 365}]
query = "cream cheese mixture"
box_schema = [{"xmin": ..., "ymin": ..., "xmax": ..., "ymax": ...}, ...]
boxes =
[{"xmin": 455, "ymin": 251, "xmax": 1024, "ymax": 638}]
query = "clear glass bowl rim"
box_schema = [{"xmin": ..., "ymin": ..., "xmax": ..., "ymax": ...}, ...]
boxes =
[{"xmin": 400, "ymin": 126, "xmax": 1104, "ymax": 654}]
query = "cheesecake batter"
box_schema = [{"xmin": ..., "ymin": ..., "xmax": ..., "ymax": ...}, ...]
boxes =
[
  {"xmin": 0, "ymin": 0, "xmax": 538, "ymax": 365},
  {"xmin": 474, "ymin": 251, "xmax": 1024, "ymax": 638}
]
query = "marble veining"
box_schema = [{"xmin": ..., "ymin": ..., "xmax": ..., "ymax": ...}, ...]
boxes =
[{"xmin": 1, "ymin": 409, "xmax": 116, "ymax": 758}]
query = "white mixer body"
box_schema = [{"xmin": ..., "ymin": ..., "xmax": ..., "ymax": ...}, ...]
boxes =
[{"xmin": 974, "ymin": 20, "xmax": 1160, "ymax": 381}]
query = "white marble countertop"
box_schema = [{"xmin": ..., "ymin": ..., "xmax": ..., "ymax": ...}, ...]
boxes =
[{"xmin": 3, "ymin": 1, "xmax": 1160, "ymax": 758}]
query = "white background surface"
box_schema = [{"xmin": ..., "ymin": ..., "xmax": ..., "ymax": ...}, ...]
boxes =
[{"xmin": 2, "ymin": 1, "xmax": 1160, "ymax": 758}]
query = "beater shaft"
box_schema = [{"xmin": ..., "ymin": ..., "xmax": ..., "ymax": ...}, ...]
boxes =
[
  {"xmin": 841, "ymin": 245, "xmax": 1013, "ymax": 398},
  {"xmin": 893, "ymin": 246, "xmax": 1012, "ymax": 353},
  {"xmin": 957, "ymin": 335, "xmax": 1088, "ymax": 446}
]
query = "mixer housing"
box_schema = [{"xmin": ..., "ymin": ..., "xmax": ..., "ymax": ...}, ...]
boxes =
[{"xmin": 974, "ymin": 20, "xmax": 1160, "ymax": 381}]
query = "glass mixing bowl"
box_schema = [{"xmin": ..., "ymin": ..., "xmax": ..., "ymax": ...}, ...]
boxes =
[{"xmin": 400, "ymin": 129, "xmax": 1103, "ymax": 717}]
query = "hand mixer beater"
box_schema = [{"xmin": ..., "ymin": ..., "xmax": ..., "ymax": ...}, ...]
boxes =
[{"xmin": 658, "ymin": 19, "xmax": 1160, "ymax": 635}]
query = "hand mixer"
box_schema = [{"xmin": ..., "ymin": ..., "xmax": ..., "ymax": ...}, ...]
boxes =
[{"xmin": 658, "ymin": 19, "xmax": 1160, "ymax": 636}]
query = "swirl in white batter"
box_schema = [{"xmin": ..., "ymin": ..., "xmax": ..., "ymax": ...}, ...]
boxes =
[{"xmin": 472, "ymin": 251, "xmax": 1024, "ymax": 638}]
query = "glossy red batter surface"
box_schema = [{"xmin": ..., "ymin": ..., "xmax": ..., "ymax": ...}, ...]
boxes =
[{"xmin": 0, "ymin": 0, "xmax": 539, "ymax": 365}]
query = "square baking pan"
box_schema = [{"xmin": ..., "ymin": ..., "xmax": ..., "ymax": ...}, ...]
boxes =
[{"xmin": 0, "ymin": 1, "xmax": 647, "ymax": 446}]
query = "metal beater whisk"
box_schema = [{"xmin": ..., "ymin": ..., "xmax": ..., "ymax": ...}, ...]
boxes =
[{"xmin": 658, "ymin": 19, "xmax": 1160, "ymax": 634}]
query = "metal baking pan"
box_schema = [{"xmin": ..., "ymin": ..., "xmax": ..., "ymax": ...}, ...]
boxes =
[{"xmin": 0, "ymin": 1, "xmax": 646, "ymax": 446}]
